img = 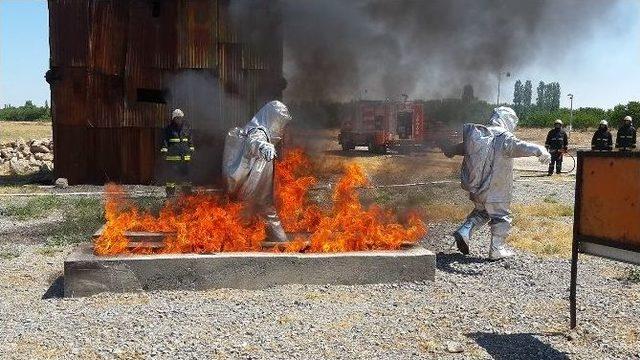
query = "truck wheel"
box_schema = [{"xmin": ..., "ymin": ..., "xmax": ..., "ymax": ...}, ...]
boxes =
[
  {"xmin": 367, "ymin": 142, "xmax": 377, "ymax": 153},
  {"xmin": 368, "ymin": 143, "xmax": 386, "ymax": 154},
  {"xmin": 342, "ymin": 142, "xmax": 355, "ymax": 151}
]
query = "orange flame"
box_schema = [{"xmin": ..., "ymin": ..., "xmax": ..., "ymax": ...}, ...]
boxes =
[{"xmin": 94, "ymin": 149, "xmax": 426, "ymax": 255}]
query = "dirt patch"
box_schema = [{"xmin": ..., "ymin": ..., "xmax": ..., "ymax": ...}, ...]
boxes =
[{"xmin": 0, "ymin": 121, "xmax": 52, "ymax": 143}]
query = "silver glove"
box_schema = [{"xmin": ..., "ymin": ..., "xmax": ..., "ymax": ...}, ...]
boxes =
[
  {"xmin": 259, "ymin": 143, "xmax": 277, "ymax": 162},
  {"xmin": 538, "ymin": 149, "xmax": 551, "ymax": 165}
]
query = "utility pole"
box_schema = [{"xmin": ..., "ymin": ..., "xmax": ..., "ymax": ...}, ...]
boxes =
[
  {"xmin": 496, "ymin": 71, "xmax": 511, "ymax": 105},
  {"xmin": 567, "ymin": 93, "xmax": 574, "ymax": 132}
]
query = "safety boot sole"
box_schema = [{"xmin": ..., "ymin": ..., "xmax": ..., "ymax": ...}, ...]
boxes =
[{"xmin": 453, "ymin": 232, "xmax": 470, "ymax": 255}]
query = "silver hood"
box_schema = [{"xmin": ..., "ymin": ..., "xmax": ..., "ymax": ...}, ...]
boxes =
[
  {"xmin": 245, "ymin": 100, "xmax": 292, "ymax": 138},
  {"xmin": 489, "ymin": 106, "xmax": 518, "ymax": 133}
]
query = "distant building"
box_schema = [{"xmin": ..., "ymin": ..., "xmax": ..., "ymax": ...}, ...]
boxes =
[{"xmin": 47, "ymin": 0, "xmax": 284, "ymax": 184}]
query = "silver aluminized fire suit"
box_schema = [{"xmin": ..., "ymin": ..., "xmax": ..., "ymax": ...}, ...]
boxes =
[
  {"xmin": 222, "ymin": 100, "xmax": 292, "ymax": 243},
  {"xmin": 450, "ymin": 107, "xmax": 551, "ymax": 260}
]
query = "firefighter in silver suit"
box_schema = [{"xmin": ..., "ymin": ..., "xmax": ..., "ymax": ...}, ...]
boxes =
[
  {"xmin": 442, "ymin": 107, "xmax": 551, "ymax": 260},
  {"xmin": 222, "ymin": 101, "xmax": 292, "ymax": 243}
]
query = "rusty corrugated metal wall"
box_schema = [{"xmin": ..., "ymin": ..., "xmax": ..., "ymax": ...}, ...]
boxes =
[{"xmin": 48, "ymin": 0, "xmax": 284, "ymax": 184}]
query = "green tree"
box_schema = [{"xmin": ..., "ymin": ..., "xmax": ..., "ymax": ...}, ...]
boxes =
[
  {"xmin": 607, "ymin": 101, "xmax": 640, "ymax": 128},
  {"xmin": 0, "ymin": 100, "xmax": 51, "ymax": 121},
  {"xmin": 544, "ymin": 82, "xmax": 561, "ymax": 111},
  {"xmin": 536, "ymin": 81, "xmax": 546, "ymax": 110},
  {"xmin": 513, "ymin": 80, "xmax": 523, "ymax": 105},
  {"xmin": 523, "ymin": 80, "xmax": 532, "ymax": 108}
]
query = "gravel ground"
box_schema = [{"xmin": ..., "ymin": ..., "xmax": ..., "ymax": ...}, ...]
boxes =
[{"xmin": 1, "ymin": 179, "xmax": 639, "ymax": 359}]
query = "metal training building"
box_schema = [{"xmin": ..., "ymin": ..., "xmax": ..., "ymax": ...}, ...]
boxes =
[{"xmin": 47, "ymin": 0, "xmax": 284, "ymax": 184}]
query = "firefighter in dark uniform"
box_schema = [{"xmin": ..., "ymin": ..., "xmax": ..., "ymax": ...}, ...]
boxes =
[
  {"xmin": 615, "ymin": 115, "xmax": 636, "ymax": 151},
  {"xmin": 545, "ymin": 119, "xmax": 569, "ymax": 176},
  {"xmin": 161, "ymin": 109, "xmax": 194, "ymax": 196},
  {"xmin": 591, "ymin": 120, "xmax": 613, "ymax": 151}
]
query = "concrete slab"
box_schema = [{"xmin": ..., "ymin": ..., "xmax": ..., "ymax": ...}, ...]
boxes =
[{"xmin": 64, "ymin": 244, "xmax": 435, "ymax": 297}]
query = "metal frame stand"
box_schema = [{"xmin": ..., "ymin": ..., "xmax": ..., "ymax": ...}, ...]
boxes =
[{"xmin": 570, "ymin": 238, "xmax": 578, "ymax": 329}]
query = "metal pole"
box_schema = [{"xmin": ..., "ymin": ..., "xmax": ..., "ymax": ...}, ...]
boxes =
[
  {"xmin": 497, "ymin": 74, "xmax": 501, "ymax": 105},
  {"xmin": 570, "ymin": 99, "xmax": 573, "ymax": 130},
  {"xmin": 568, "ymin": 94, "xmax": 574, "ymax": 132},
  {"xmin": 570, "ymin": 236, "xmax": 578, "ymax": 329},
  {"xmin": 570, "ymin": 151, "xmax": 582, "ymax": 329}
]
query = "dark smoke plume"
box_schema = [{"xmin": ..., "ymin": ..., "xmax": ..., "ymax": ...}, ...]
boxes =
[{"xmin": 282, "ymin": 0, "xmax": 622, "ymax": 101}]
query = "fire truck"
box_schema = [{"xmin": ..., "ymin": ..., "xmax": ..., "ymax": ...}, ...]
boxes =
[{"xmin": 338, "ymin": 99, "xmax": 425, "ymax": 153}]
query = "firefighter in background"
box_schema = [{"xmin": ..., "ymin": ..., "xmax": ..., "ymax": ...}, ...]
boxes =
[
  {"xmin": 591, "ymin": 120, "xmax": 613, "ymax": 151},
  {"xmin": 544, "ymin": 119, "xmax": 569, "ymax": 176},
  {"xmin": 615, "ymin": 115, "xmax": 636, "ymax": 151},
  {"xmin": 442, "ymin": 107, "xmax": 551, "ymax": 260},
  {"xmin": 160, "ymin": 109, "xmax": 195, "ymax": 196}
]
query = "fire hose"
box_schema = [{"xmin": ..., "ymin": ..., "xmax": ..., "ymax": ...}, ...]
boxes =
[{"xmin": 513, "ymin": 151, "xmax": 576, "ymax": 174}]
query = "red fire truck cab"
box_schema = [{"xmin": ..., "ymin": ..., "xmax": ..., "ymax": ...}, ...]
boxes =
[{"xmin": 338, "ymin": 100, "xmax": 425, "ymax": 153}]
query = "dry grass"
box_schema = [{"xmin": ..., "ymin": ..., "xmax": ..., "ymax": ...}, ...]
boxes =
[
  {"xmin": 421, "ymin": 203, "xmax": 471, "ymax": 223},
  {"xmin": 512, "ymin": 203, "xmax": 573, "ymax": 217},
  {"xmin": 509, "ymin": 203, "xmax": 574, "ymax": 257},
  {"xmin": 0, "ymin": 121, "xmax": 52, "ymax": 143},
  {"xmin": 311, "ymin": 156, "xmax": 348, "ymax": 179}
]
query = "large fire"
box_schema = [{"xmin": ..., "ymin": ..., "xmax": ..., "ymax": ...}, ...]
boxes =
[{"xmin": 94, "ymin": 149, "xmax": 426, "ymax": 255}]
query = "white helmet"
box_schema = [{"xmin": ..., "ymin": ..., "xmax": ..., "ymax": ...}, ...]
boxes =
[
  {"xmin": 600, "ymin": 119, "xmax": 608, "ymax": 126},
  {"xmin": 554, "ymin": 119, "xmax": 563, "ymax": 125},
  {"xmin": 624, "ymin": 115, "xmax": 632, "ymax": 123},
  {"xmin": 172, "ymin": 109, "xmax": 185, "ymax": 119}
]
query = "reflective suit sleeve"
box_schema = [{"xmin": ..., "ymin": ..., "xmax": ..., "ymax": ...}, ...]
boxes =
[
  {"xmin": 591, "ymin": 132, "xmax": 598, "ymax": 150},
  {"xmin": 247, "ymin": 128, "xmax": 271, "ymax": 159},
  {"xmin": 633, "ymin": 127, "xmax": 637, "ymax": 148},
  {"xmin": 607, "ymin": 132, "xmax": 613, "ymax": 150},
  {"xmin": 502, "ymin": 133, "xmax": 545, "ymax": 158}
]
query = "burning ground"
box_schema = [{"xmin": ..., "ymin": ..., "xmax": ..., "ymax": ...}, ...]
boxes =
[
  {"xmin": 95, "ymin": 149, "xmax": 426, "ymax": 255},
  {"xmin": 0, "ymin": 129, "xmax": 639, "ymax": 358}
]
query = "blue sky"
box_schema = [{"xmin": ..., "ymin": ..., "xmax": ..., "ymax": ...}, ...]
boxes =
[
  {"xmin": 1, "ymin": 1, "xmax": 49, "ymax": 107},
  {"xmin": 1, "ymin": 0, "xmax": 638, "ymax": 109}
]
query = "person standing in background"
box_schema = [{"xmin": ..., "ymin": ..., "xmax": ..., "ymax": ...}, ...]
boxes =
[
  {"xmin": 591, "ymin": 120, "xmax": 613, "ymax": 151},
  {"xmin": 615, "ymin": 116, "xmax": 636, "ymax": 151},
  {"xmin": 160, "ymin": 109, "xmax": 195, "ymax": 197},
  {"xmin": 545, "ymin": 119, "xmax": 568, "ymax": 176}
]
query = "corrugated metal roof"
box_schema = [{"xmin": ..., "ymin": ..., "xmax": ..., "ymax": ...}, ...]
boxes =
[
  {"xmin": 125, "ymin": 0, "xmax": 178, "ymax": 70},
  {"xmin": 124, "ymin": 67, "xmax": 166, "ymax": 128},
  {"xmin": 88, "ymin": 0, "xmax": 128, "ymax": 75},
  {"xmin": 49, "ymin": 0, "xmax": 283, "ymax": 184},
  {"xmin": 50, "ymin": 67, "xmax": 89, "ymax": 126},
  {"xmin": 216, "ymin": 0, "xmax": 240, "ymax": 44},
  {"xmin": 49, "ymin": 0, "xmax": 89, "ymax": 67},
  {"xmin": 88, "ymin": 74, "xmax": 124, "ymax": 128},
  {"xmin": 178, "ymin": 0, "xmax": 218, "ymax": 69}
]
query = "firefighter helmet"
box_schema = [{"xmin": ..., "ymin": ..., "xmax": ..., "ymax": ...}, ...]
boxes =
[
  {"xmin": 172, "ymin": 109, "xmax": 185, "ymax": 119},
  {"xmin": 600, "ymin": 119, "xmax": 608, "ymax": 126}
]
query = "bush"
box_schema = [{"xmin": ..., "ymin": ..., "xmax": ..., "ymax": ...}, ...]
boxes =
[
  {"xmin": 517, "ymin": 102, "xmax": 640, "ymax": 129},
  {"xmin": 0, "ymin": 101, "xmax": 51, "ymax": 122}
]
